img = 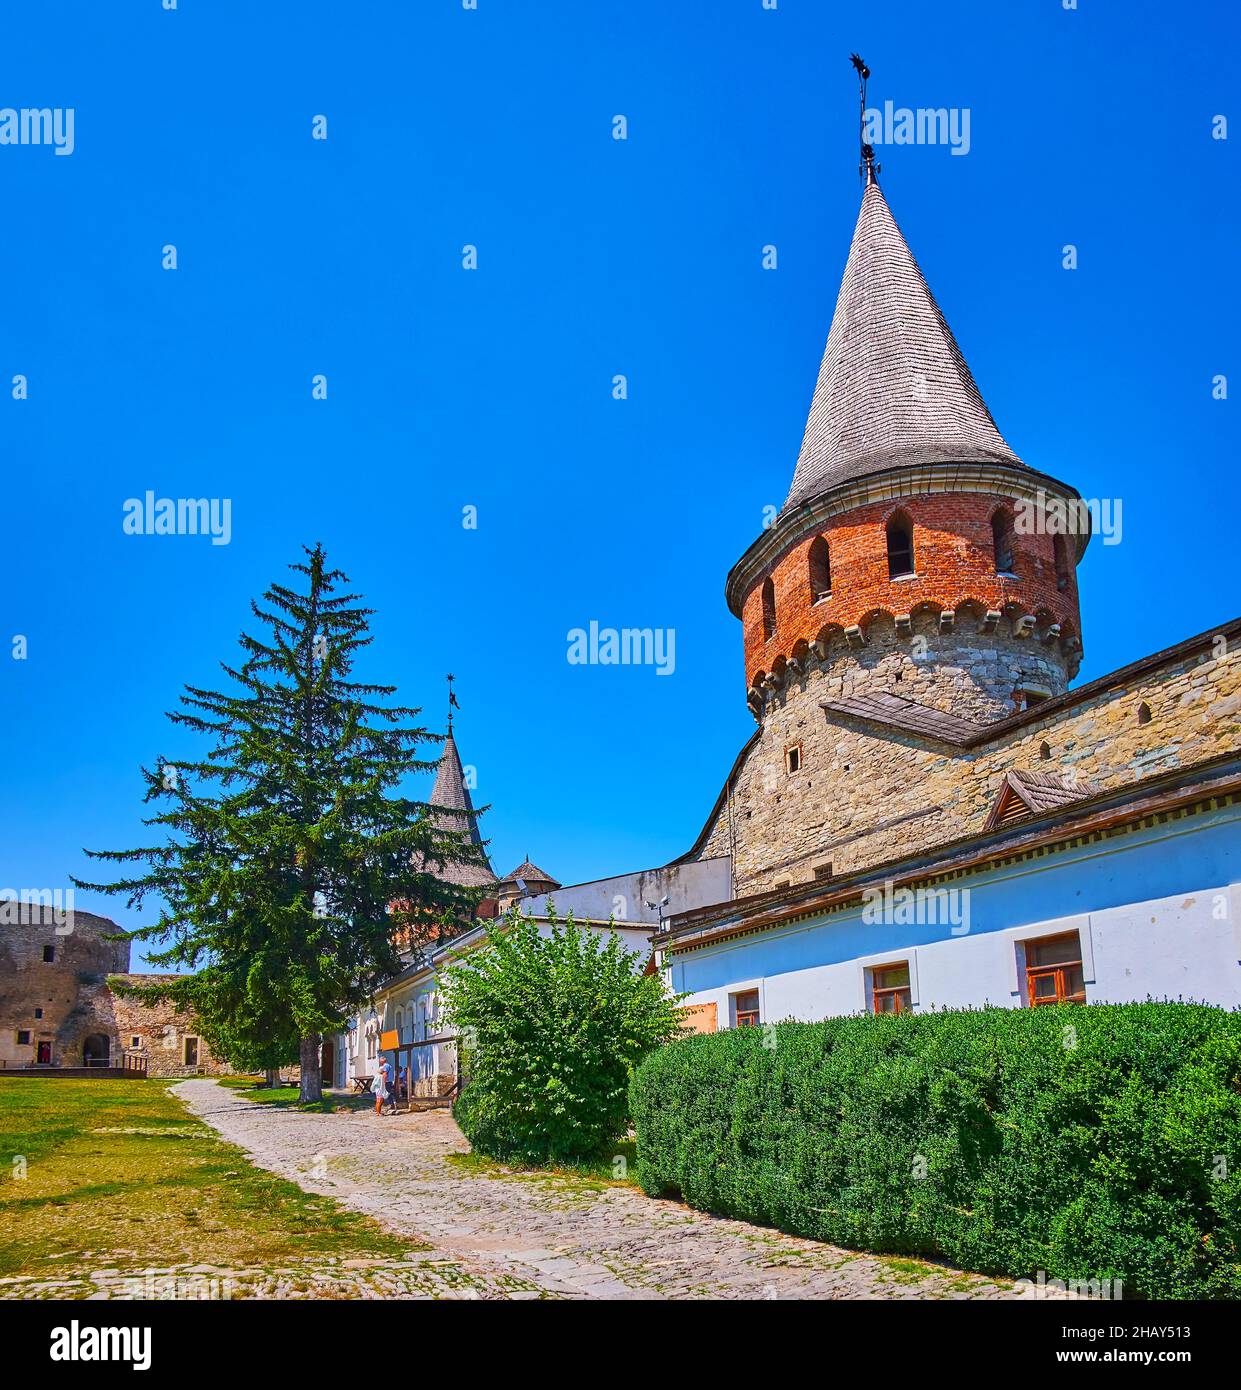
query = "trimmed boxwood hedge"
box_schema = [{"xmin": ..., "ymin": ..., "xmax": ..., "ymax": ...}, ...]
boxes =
[{"xmin": 630, "ymin": 1003, "xmax": 1241, "ymax": 1298}]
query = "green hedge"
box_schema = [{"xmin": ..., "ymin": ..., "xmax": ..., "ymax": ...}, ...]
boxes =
[{"xmin": 631, "ymin": 1003, "xmax": 1241, "ymax": 1298}]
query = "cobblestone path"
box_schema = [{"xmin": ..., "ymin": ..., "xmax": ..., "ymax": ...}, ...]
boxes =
[{"xmin": 176, "ymin": 1079, "xmax": 1018, "ymax": 1301}]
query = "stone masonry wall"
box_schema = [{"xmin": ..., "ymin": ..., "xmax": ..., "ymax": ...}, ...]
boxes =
[
  {"xmin": 110, "ymin": 976, "xmax": 233, "ymax": 1079},
  {"xmin": 693, "ymin": 636, "xmax": 1241, "ymax": 896},
  {"xmin": 0, "ymin": 907, "xmax": 130, "ymax": 1070}
]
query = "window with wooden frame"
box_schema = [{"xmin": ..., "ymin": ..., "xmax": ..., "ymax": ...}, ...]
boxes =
[
  {"xmin": 731, "ymin": 989, "xmax": 761, "ymax": 1028},
  {"xmin": 183, "ymin": 1036, "xmax": 200, "ymax": 1066},
  {"xmin": 16, "ymin": 1030, "xmax": 30, "ymax": 1046},
  {"xmin": 784, "ymin": 742, "xmax": 802, "ymax": 774},
  {"xmin": 130, "ymin": 1035, "xmax": 141, "ymax": 1050},
  {"xmin": 1024, "ymin": 932, "xmax": 1086, "ymax": 1006},
  {"xmin": 871, "ymin": 962, "xmax": 912, "ymax": 1015}
]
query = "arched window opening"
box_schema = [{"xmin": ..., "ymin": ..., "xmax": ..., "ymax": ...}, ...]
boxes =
[
  {"xmin": 1137, "ymin": 702, "xmax": 1151, "ymax": 726},
  {"xmin": 887, "ymin": 513, "xmax": 914, "ymax": 579},
  {"xmin": 992, "ymin": 509, "xmax": 1015, "ymax": 575},
  {"xmin": 808, "ymin": 536, "xmax": 831, "ymax": 601},
  {"xmin": 761, "ymin": 577, "xmax": 777, "ymax": 640},
  {"xmin": 1054, "ymin": 534, "xmax": 1070, "ymax": 592},
  {"xmin": 1039, "ymin": 741, "xmax": 1052, "ymax": 760}
]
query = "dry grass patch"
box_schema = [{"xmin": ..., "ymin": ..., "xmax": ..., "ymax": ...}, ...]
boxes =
[{"xmin": 0, "ymin": 1078, "xmax": 424, "ymax": 1286}]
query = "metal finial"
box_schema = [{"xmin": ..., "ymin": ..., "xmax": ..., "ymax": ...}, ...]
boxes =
[
  {"xmin": 850, "ymin": 53, "xmax": 879, "ymax": 185},
  {"xmin": 446, "ymin": 672, "xmax": 459, "ymax": 729}
]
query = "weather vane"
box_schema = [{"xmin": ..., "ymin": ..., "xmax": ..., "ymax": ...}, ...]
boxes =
[
  {"xmin": 446, "ymin": 672, "xmax": 460, "ymax": 729},
  {"xmin": 850, "ymin": 53, "xmax": 879, "ymax": 185}
]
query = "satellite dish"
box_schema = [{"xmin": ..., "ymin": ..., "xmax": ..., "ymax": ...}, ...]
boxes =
[{"xmin": 515, "ymin": 877, "xmax": 528, "ymax": 894}]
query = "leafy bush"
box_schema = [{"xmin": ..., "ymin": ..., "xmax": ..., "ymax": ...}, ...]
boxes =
[
  {"xmin": 631, "ymin": 1003, "xmax": 1241, "ymax": 1298},
  {"xmin": 444, "ymin": 907, "xmax": 683, "ymax": 1165}
]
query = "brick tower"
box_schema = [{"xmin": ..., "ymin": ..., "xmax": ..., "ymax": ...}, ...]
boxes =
[{"xmin": 729, "ymin": 164, "xmax": 1086, "ymax": 729}]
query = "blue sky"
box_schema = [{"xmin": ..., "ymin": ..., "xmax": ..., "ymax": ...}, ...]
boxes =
[{"xmin": 3, "ymin": 1, "xmax": 1238, "ymax": 966}]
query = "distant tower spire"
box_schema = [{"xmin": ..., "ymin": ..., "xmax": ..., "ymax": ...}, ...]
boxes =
[
  {"xmin": 850, "ymin": 53, "xmax": 878, "ymax": 185},
  {"xmin": 446, "ymin": 672, "xmax": 459, "ymax": 731}
]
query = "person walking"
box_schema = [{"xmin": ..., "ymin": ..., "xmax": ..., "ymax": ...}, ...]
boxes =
[{"xmin": 374, "ymin": 1055, "xmax": 391, "ymax": 1116}]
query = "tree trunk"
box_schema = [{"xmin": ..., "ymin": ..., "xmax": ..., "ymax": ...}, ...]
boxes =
[
  {"xmin": 299, "ymin": 1034, "xmax": 322, "ymax": 1103},
  {"xmin": 264, "ymin": 1067, "xmax": 280, "ymax": 1089}
]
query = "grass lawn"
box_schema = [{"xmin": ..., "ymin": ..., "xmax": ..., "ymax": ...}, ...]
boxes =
[{"xmin": 0, "ymin": 1077, "xmax": 421, "ymax": 1285}]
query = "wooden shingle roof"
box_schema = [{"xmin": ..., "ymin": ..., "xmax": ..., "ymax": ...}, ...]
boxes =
[
  {"xmin": 784, "ymin": 180, "xmax": 1027, "ymax": 514},
  {"xmin": 984, "ymin": 768, "xmax": 1102, "ymax": 831}
]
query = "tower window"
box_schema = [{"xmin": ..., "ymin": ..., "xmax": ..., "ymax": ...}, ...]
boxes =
[
  {"xmin": 42, "ymin": 945, "xmax": 55, "ymax": 963},
  {"xmin": 1137, "ymin": 702, "xmax": 1151, "ymax": 725},
  {"xmin": 808, "ymin": 536, "xmax": 831, "ymax": 600},
  {"xmin": 992, "ymin": 509, "xmax": 1015, "ymax": 574},
  {"xmin": 886, "ymin": 513, "xmax": 914, "ymax": 578},
  {"xmin": 761, "ymin": 577, "xmax": 777, "ymax": 640},
  {"xmin": 1054, "ymin": 534, "xmax": 1070, "ymax": 592},
  {"xmin": 784, "ymin": 743, "xmax": 802, "ymax": 774},
  {"xmin": 1039, "ymin": 741, "xmax": 1052, "ymax": 760}
]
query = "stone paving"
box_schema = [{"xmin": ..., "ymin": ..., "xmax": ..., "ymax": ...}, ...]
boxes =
[{"xmin": 175, "ymin": 1079, "xmax": 1020, "ymax": 1301}]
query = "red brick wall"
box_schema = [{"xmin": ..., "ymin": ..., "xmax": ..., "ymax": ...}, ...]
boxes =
[{"xmin": 742, "ymin": 493, "xmax": 1082, "ymax": 687}]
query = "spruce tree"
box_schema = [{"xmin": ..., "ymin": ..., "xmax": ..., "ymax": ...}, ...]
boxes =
[{"xmin": 77, "ymin": 544, "xmax": 485, "ymax": 1101}]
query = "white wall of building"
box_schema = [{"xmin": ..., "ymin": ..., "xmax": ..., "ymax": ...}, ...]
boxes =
[{"xmin": 673, "ymin": 883, "xmax": 1241, "ymax": 1027}]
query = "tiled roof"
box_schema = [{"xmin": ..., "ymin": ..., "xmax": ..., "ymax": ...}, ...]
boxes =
[{"xmin": 784, "ymin": 180, "xmax": 1026, "ymax": 514}]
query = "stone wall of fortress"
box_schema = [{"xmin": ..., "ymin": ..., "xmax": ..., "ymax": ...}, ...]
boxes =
[{"xmin": 691, "ymin": 632, "xmax": 1241, "ymax": 896}]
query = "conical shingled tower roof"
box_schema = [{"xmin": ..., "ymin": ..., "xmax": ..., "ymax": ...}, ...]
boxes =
[
  {"xmin": 424, "ymin": 731, "xmax": 497, "ymax": 890},
  {"xmin": 783, "ymin": 179, "xmax": 1026, "ymax": 514}
]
